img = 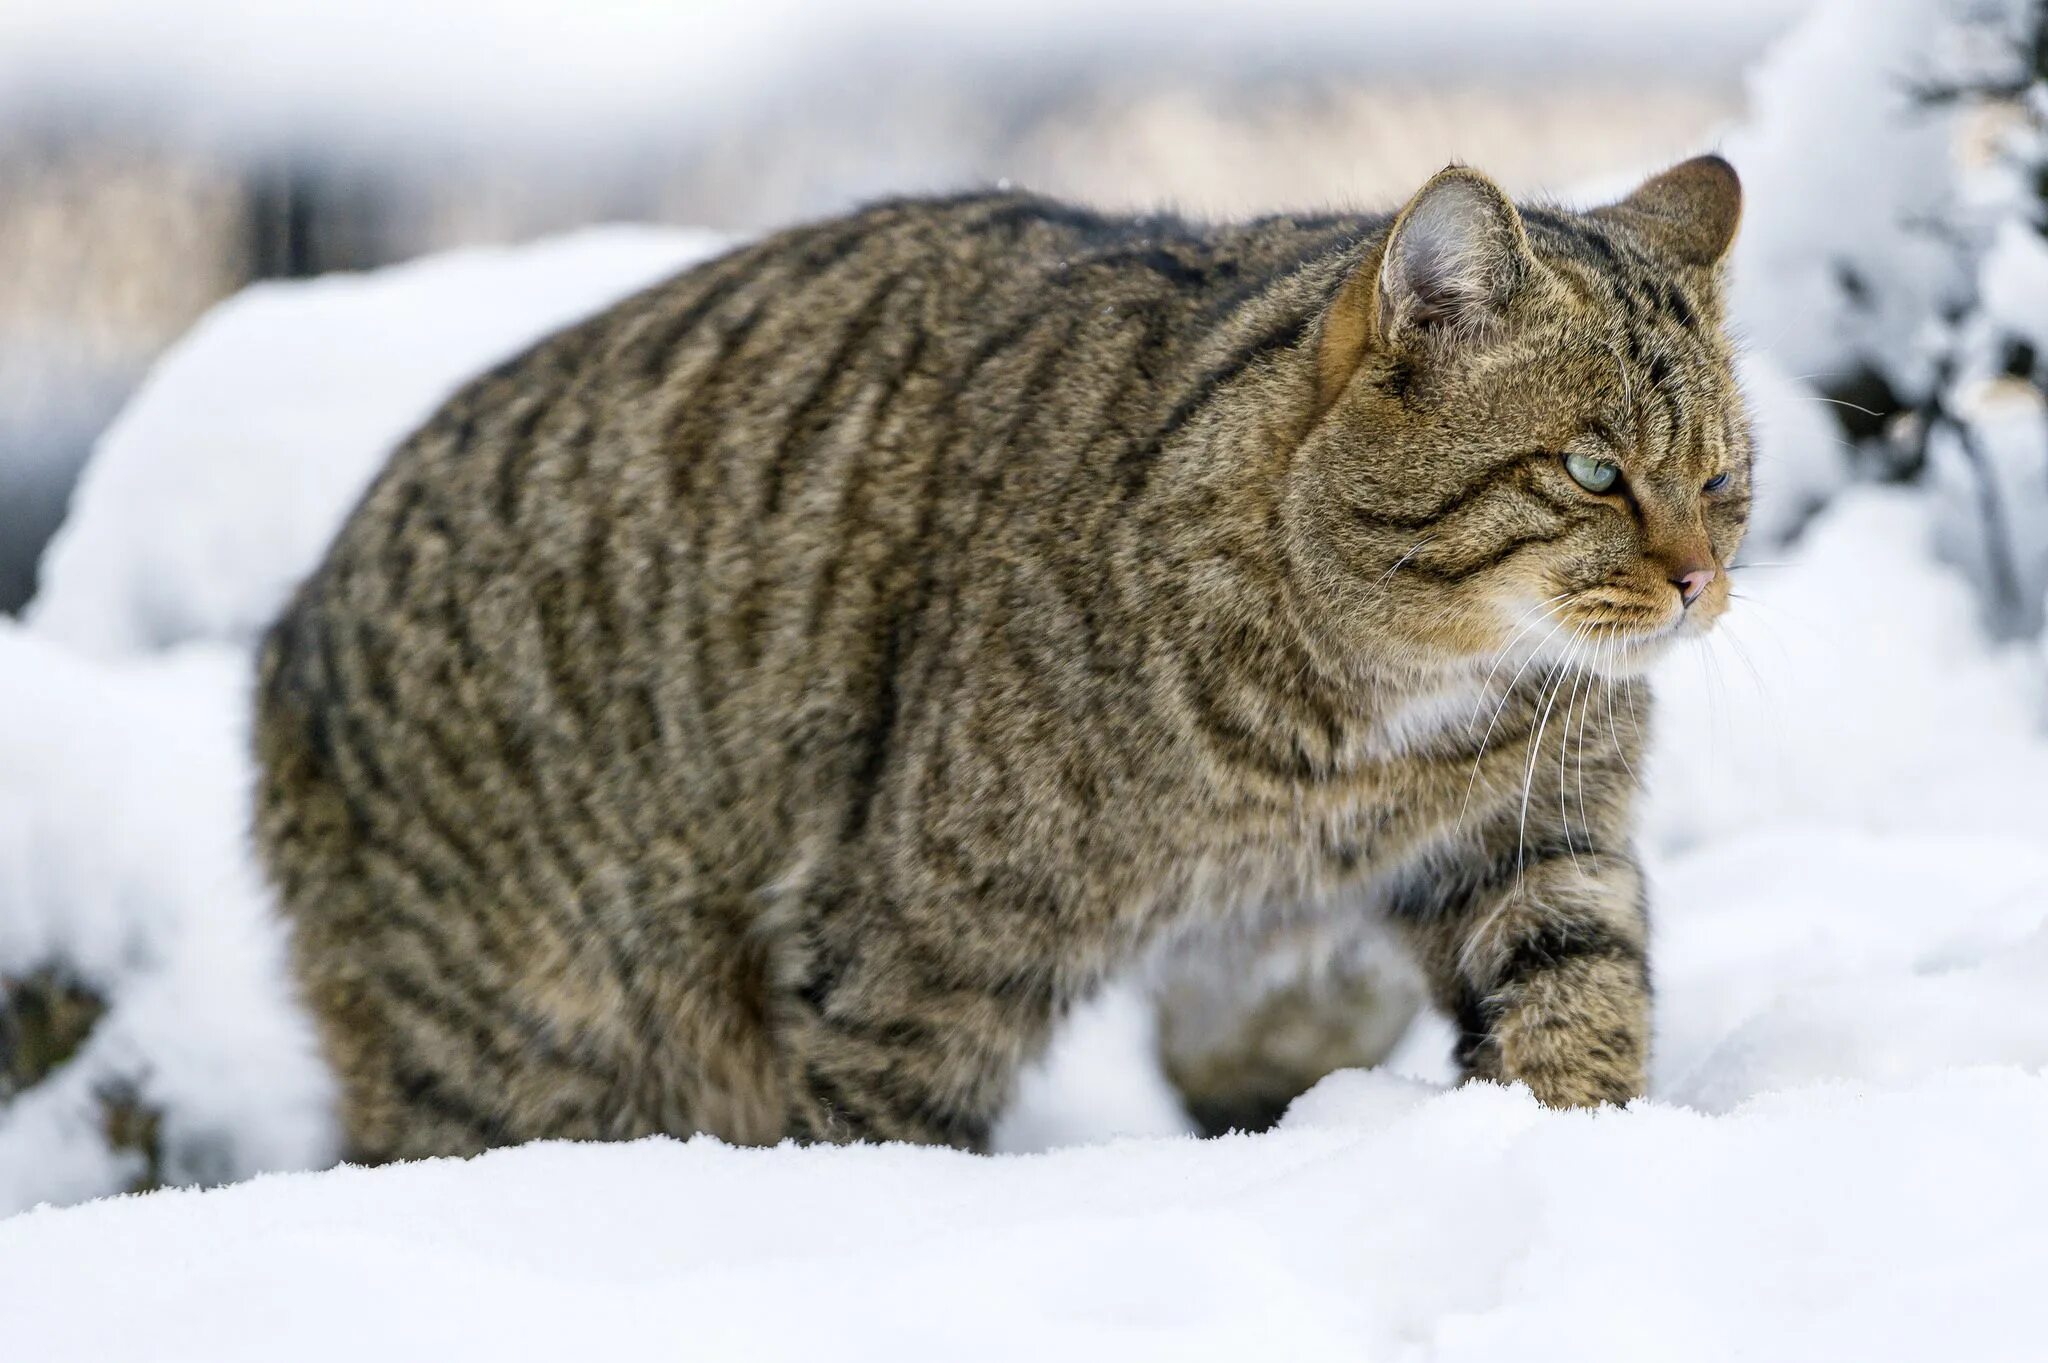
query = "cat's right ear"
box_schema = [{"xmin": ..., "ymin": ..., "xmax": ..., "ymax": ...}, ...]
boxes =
[{"xmin": 1317, "ymin": 166, "xmax": 1533, "ymax": 409}]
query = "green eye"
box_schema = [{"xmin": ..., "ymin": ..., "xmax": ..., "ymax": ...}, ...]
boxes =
[{"xmin": 1564, "ymin": 451, "xmax": 1621, "ymax": 494}]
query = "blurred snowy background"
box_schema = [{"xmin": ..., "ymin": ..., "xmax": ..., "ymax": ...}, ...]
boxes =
[
  {"xmin": 0, "ymin": 0, "xmax": 1807, "ymax": 614},
  {"xmin": 5, "ymin": 1, "xmax": 2048, "ymax": 1358}
]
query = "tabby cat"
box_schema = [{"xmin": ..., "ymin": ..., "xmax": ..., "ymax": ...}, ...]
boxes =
[{"xmin": 256, "ymin": 155, "xmax": 1749, "ymax": 1161}]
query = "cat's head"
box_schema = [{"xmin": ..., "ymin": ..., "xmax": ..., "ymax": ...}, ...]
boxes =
[{"xmin": 1291, "ymin": 155, "xmax": 1749, "ymax": 680}]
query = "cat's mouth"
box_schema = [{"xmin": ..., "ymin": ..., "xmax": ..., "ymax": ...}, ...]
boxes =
[
  {"xmin": 1561, "ymin": 597, "xmax": 1729, "ymax": 677},
  {"xmin": 1492, "ymin": 590, "xmax": 1713, "ymax": 681}
]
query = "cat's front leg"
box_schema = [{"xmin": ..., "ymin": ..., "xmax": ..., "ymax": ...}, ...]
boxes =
[{"xmin": 1396, "ymin": 847, "xmax": 1650, "ymax": 1108}]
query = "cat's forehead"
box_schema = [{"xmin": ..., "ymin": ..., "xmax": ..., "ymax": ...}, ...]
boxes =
[
  {"xmin": 1517, "ymin": 216, "xmax": 1742, "ymax": 463},
  {"xmin": 1577, "ymin": 342, "xmax": 1744, "ymax": 481},
  {"xmin": 1460, "ymin": 306, "xmax": 1737, "ymax": 436},
  {"xmin": 1520, "ymin": 206, "xmax": 1717, "ymax": 320}
]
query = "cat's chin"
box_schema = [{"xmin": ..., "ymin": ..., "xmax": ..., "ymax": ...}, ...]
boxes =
[
  {"xmin": 1582, "ymin": 611, "xmax": 1734, "ymax": 677},
  {"xmin": 1506, "ymin": 615, "xmax": 1684, "ymax": 682},
  {"xmin": 1578, "ymin": 631, "xmax": 1669, "ymax": 680}
]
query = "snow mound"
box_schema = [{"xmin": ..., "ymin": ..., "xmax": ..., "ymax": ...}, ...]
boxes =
[
  {"xmin": 5, "ymin": 1069, "xmax": 2047, "ymax": 1361},
  {"xmin": 0, "ymin": 624, "xmax": 335, "ymax": 1212},
  {"xmin": 28, "ymin": 226, "xmax": 725, "ymax": 660}
]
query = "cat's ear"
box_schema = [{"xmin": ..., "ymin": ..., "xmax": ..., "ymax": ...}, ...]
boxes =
[
  {"xmin": 1592, "ymin": 154, "xmax": 1741, "ymax": 268},
  {"xmin": 1317, "ymin": 166, "xmax": 1532, "ymax": 407}
]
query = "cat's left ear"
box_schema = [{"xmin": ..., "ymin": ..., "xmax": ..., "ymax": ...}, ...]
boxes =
[
  {"xmin": 1591, "ymin": 154, "xmax": 1742, "ymax": 268},
  {"xmin": 1317, "ymin": 165, "xmax": 1534, "ymax": 410}
]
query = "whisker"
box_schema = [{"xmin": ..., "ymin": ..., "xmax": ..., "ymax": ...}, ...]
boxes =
[
  {"xmin": 1716, "ymin": 624, "xmax": 1772, "ymax": 707},
  {"xmin": 1573, "ymin": 627, "xmax": 1609, "ymax": 855},
  {"xmin": 1691, "ymin": 636, "xmax": 1716, "ymax": 776},
  {"xmin": 1726, "ymin": 592, "xmax": 1812, "ymax": 618},
  {"xmin": 1457, "ymin": 598, "xmax": 1579, "ymax": 835},
  {"xmin": 1465, "ymin": 592, "xmax": 1576, "ymax": 732},
  {"xmin": 1721, "ymin": 597, "xmax": 1801, "ymax": 676},
  {"xmin": 1716, "ymin": 619, "xmax": 1791, "ymax": 792},
  {"xmin": 1556, "ymin": 630, "xmax": 1596, "ymax": 877},
  {"xmin": 1372, "ymin": 536, "xmax": 1437, "ymax": 591},
  {"xmin": 1621, "ymin": 649, "xmax": 1647, "ymax": 767},
  {"xmin": 1811, "ymin": 395, "xmax": 1887, "ymax": 418},
  {"xmin": 1518, "ymin": 624, "xmax": 1587, "ymax": 884},
  {"xmin": 1601, "ymin": 627, "xmax": 1639, "ymax": 786}
]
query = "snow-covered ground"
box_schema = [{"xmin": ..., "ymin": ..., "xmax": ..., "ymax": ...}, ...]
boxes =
[
  {"xmin": 7, "ymin": 170, "xmax": 2048, "ymax": 1363},
  {"xmin": 15, "ymin": 1070, "xmax": 2048, "ymax": 1361}
]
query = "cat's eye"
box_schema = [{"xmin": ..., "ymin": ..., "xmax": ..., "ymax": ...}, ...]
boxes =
[
  {"xmin": 1563, "ymin": 451, "xmax": 1622, "ymax": 495},
  {"xmin": 1703, "ymin": 472, "xmax": 1730, "ymax": 493}
]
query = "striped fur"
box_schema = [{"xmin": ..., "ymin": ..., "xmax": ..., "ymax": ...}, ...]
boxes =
[{"xmin": 256, "ymin": 157, "xmax": 1750, "ymax": 1160}]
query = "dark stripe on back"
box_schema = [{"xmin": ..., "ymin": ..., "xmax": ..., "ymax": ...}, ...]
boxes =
[
  {"xmin": 758, "ymin": 270, "xmax": 915, "ymax": 520},
  {"xmin": 1117, "ymin": 309, "xmax": 1316, "ymax": 501}
]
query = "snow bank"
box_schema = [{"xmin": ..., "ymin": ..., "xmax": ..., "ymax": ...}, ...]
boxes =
[
  {"xmin": 28, "ymin": 226, "xmax": 724, "ymax": 660},
  {"xmin": 7, "ymin": 217, "xmax": 2048, "ymax": 1355},
  {"xmin": 0, "ymin": 625, "xmax": 335, "ymax": 1212},
  {"xmin": 6, "ymin": 1069, "xmax": 2048, "ymax": 1362}
]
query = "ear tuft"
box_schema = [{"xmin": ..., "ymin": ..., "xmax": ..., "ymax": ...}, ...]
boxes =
[
  {"xmin": 1596, "ymin": 154, "xmax": 1742, "ymax": 267},
  {"xmin": 1315, "ymin": 165, "xmax": 1530, "ymax": 410},
  {"xmin": 1376, "ymin": 168, "xmax": 1529, "ymax": 338}
]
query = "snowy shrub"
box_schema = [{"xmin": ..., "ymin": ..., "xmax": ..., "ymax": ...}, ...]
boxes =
[
  {"xmin": 1921, "ymin": 2, "xmax": 2048, "ymax": 635},
  {"xmin": 1725, "ymin": 0, "xmax": 2048, "ymax": 641},
  {"xmin": 1726, "ymin": 0, "xmax": 1973, "ymax": 410}
]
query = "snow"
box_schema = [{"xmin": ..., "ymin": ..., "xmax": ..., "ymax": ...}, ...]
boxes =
[
  {"xmin": 1929, "ymin": 378, "xmax": 2048, "ymax": 637},
  {"xmin": 7, "ymin": 197, "xmax": 2048, "ymax": 1355},
  {"xmin": 0, "ymin": 626, "xmax": 336, "ymax": 1213},
  {"xmin": 0, "ymin": 1, "xmax": 1809, "ymax": 156},
  {"xmin": 1932, "ymin": 216, "xmax": 2048, "ymax": 638},
  {"xmin": 1724, "ymin": 0, "xmax": 1969, "ymax": 397},
  {"xmin": 7, "ymin": 1073, "xmax": 2048, "ymax": 1359},
  {"xmin": 1648, "ymin": 490, "xmax": 2048, "ymax": 848},
  {"xmin": 1978, "ymin": 216, "xmax": 2048, "ymax": 356},
  {"xmin": 1732, "ymin": 347, "xmax": 1850, "ymax": 548},
  {"xmin": 29, "ymin": 226, "xmax": 724, "ymax": 660}
]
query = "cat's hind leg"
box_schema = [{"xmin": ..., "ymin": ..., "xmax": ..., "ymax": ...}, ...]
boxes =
[{"xmin": 1153, "ymin": 922, "xmax": 1423, "ymax": 1136}]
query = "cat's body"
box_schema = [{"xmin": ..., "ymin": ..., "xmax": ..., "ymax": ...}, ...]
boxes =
[{"xmin": 256, "ymin": 160, "xmax": 1750, "ymax": 1162}]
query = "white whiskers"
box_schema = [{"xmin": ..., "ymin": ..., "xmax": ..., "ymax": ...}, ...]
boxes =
[
  {"xmin": 1455, "ymin": 592, "xmax": 1579, "ymax": 836},
  {"xmin": 1516, "ymin": 623, "xmax": 1588, "ymax": 883}
]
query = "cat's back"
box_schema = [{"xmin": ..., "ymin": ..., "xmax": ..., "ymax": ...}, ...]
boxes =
[{"xmin": 257, "ymin": 190, "xmax": 1361, "ymax": 838}]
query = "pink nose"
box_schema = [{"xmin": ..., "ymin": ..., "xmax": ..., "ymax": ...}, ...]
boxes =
[{"xmin": 1673, "ymin": 567, "xmax": 1716, "ymax": 608}]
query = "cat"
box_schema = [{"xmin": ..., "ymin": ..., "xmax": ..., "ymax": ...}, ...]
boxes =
[
  {"xmin": 1152, "ymin": 915, "xmax": 1425, "ymax": 1137},
  {"xmin": 255, "ymin": 155, "xmax": 1748, "ymax": 1161}
]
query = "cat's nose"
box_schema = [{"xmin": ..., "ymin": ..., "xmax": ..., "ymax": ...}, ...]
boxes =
[{"xmin": 1672, "ymin": 566, "xmax": 1716, "ymax": 608}]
